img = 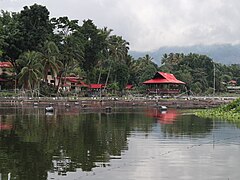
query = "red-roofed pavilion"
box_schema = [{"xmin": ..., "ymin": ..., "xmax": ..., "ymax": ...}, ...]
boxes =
[{"xmin": 143, "ymin": 72, "xmax": 185, "ymax": 95}]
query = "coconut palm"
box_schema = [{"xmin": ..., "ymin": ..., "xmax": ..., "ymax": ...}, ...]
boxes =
[
  {"xmin": 104, "ymin": 35, "xmax": 129, "ymax": 89},
  {"xmin": 97, "ymin": 27, "xmax": 112, "ymax": 84},
  {"xmin": 18, "ymin": 51, "xmax": 43, "ymax": 96},
  {"xmin": 41, "ymin": 41, "xmax": 62, "ymax": 85}
]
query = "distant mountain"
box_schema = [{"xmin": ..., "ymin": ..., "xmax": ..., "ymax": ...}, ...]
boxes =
[{"xmin": 130, "ymin": 44, "xmax": 240, "ymax": 65}]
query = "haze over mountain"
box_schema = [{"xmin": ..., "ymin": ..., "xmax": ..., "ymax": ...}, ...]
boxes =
[{"xmin": 130, "ymin": 44, "xmax": 240, "ymax": 65}]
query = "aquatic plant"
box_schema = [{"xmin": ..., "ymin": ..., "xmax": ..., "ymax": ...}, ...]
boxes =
[{"xmin": 195, "ymin": 98, "xmax": 240, "ymax": 122}]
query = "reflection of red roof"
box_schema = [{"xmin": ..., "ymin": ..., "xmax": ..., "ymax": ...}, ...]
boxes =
[
  {"xmin": 0, "ymin": 62, "xmax": 13, "ymax": 68},
  {"xmin": 146, "ymin": 108, "xmax": 179, "ymax": 124},
  {"xmin": 89, "ymin": 84, "xmax": 105, "ymax": 89},
  {"xmin": 126, "ymin": 84, "xmax": 133, "ymax": 90},
  {"xmin": 0, "ymin": 78, "xmax": 8, "ymax": 82},
  {"xmin": 157, "ymin": 109, "xmax": 178, "ymax": 124},
  {"xmin": 143, "ymin": 72, "xmax": 185, "ymax": 84},
  {"xmin": 0, "ymin": 123, "xmax": 12, "ymax": 130}
]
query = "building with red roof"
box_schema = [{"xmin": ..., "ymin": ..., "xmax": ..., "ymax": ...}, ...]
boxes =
[
  {"xmin": 89, "ymin": 84, "xmax": 105, "ymax": 89},
  {"xmin": 0, "ymin": 62, "xmax": 14, "ymax": 89},
  {"xmin": 88, "ymin": 84, "xmax": 105, "ymax": 97},
  {"xmin": 0, "ymin": 62, "xmax": 13, "ymax": 68},
  {"xmin": 228, "ymin": 80, "xmax": 237, "ymax": 86},
  {"xmin": 59, "ymin": 76, "xmax": 88, "ymax": 91},
  {"xmin": 143, "ymin": 72, "xmax": 185, "ymax": 95},
  {"xmin": 0, "ymin": 62, "xmax": 13, "ymax": 77}
]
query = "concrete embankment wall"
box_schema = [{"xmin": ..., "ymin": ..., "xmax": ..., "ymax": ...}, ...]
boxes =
[{"xmin": 0, "ymin": 96, "xmax": 237, "ymax": 109}]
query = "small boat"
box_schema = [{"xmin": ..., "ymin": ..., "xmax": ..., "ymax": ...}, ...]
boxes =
[
  {"xmin": 45, "ymin": 106, "xmax": 54, "ymax": 112},
  {"xmin": 74, "ymin": 102, "xmax": 80, "ymax": 106},
  {"xmin": 65, "ymin": 103, "xmax": 70, "ymax": 108},
  {"xmin": 159, "ymin": 105, "xmax": 167, "ymax": 111},
  {"xmin": 105, "ymin": 106, "xmax": 112, "ymax": 112},
  {"xmin": 81, "ymin": 104, "xmax": 87, "ymax": 108},
  {"xmin": 33, "ymin": 102, "xmax": 38, "ymax": 107}
]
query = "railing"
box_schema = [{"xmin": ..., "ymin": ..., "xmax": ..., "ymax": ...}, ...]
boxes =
[{"xmin": 147, "ymin": 89, "xmax": 180, "ymax": 94}]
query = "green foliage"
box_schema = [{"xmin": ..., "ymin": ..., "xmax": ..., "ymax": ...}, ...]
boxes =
[
  {"xmin": 17, "ymin": 51, "xmax": 43, "ymax": 95},
  {"xmin": 80, "ymin": 19, "xmax": 106, "ymax": 75},
  {"xmin": 196, "ymin": 98, "xmax": 240, "ymax": 121},
  {"xmin": 160, "ymin": 53, "xmax": 240, "ymax": 94},
  {"xmin": 1, "ymin": 4, "xmax": 240, "ymax": 96},
  {"xmin": 39, "ymin": 82, "xmax": 57, "ymax": 96},
  {"xmin": 113, "ymin": 62, "xmax": 129, "ymax": 91},
  {"xmin": 18, "ymin": 4, "xmax": 53, "ymax": 51},
  {"xmin": 0, "ymin": 10, "xmax": 22, "ymax": 66},
  {"xmin": 130, "ymin": 54, "xmax": 158, "ymax": 86},
  {"xmin": 0, "ymin": 91, "xmax": 17, "ymax": 97},
  {"xmin": 41, "ymin": 41, "xmax": 62, "ymax": 83},
  {"xmin": 222, "ymin": 98, "xmax": 240, "ymax": 112}
]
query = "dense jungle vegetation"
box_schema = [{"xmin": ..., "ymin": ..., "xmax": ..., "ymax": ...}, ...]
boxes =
[{"xmin": 0, "ymin": 4, "xmax": 240, "ymax": 96}]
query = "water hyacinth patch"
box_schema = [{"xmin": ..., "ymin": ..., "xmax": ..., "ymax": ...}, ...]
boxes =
[{"xmin": 195, "ymin": 98, "xmax": 240, "ymax": 122}]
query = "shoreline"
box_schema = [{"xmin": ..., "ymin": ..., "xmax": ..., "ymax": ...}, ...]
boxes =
[{"xmin": 0, "ymin": 96, "xmax": 237, "ymax": 109}]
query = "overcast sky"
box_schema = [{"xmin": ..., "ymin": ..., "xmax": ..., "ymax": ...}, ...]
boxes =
[{"xmin": 1, "ymin": 0, "xmax": 240, "ymax": 52}]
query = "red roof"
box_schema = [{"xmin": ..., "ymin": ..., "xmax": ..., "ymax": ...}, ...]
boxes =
[
  {"xmin": 61, "ymin": 77, "xmax": 79, "ymax": 83},
  {"xmin": 61, "ymin": 81, "xmax": 88, "ymax": 87},
  {"xmin": 229, "ymin": 80, "xmax": 237, "ymax": 84},
  {"xmin": 143, "ymin": 72, "xmax": 185, "ymax": 84},
  {"xmin": 60, "ymin": 77, "xmax": 89, "ymax": 87},
  {"xmin": 126, "ymin": 84, "xmax": 133, "ymax": 90},
  {"xmin": 89, "ymin": 84, "xmax": 105, "ymax": 89},
  {"xmin": 0, "ymin": 123, "xmax": 12, "ymax": 130},
  {"xmin": 0, "ymin": 62, "xmax": 13, "ymax": 68},
  {"xmin": 74, "ymin": 81, "xmax": 89, "ymax": 87},
  {"xmin": 79, "ymin": 81, "xmax": 88, "ymax": 87}
]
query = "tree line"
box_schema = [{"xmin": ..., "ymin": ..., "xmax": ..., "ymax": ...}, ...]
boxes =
[{"xmin": 0, "ymin": 4, "xmax": 239, "ymax": 96}]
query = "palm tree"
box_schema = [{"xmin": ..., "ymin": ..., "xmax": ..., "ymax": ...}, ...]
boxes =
[
  {"xmin": 41, "ymin": 41, "xmax": 62, "ymax": 85},
  {"xmin": 104, "ymin": 35, "xmax": 129, "ymax": 89},
  {"xmin": 97, "ymin": 27, "xmax": 112, "ymax": 84},
  {"xmin": 139, "ymin": 54, "xmax": 155, "ymax": 67},
  {"xmin": 18, "ymin": 51, "xmax": 43, "ymax": 96}
]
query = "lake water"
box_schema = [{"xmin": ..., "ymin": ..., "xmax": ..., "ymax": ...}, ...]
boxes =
[{"xmin": 0, "ymin": 106, "xmax": 240, "ymax": 180}]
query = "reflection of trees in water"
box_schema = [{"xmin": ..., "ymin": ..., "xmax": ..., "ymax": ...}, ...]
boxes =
[
  {"xmin": 0, "ymin": 108, "xmax": 153, "ymax": 178},
  {"xmin": 51, "ymin": 148, "xmax": 73, "ymax": 176},
  {"xmin": 0, "ymin": 134, "xmax": 50, "ymax": 180},
  {"xmin": 161, "ymin": 115, "xmax": 213, "ymax": 137}
]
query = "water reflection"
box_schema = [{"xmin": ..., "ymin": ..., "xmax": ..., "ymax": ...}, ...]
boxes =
[
  {"xmin": 146, "ymin": 108, "xmax": 179, "ymax": 124},
  {"xmin": 51, "ymin": 149, "xmax": 73, "ymax": 176},
  {"xmin": 0, "ymin": 107, "xmax": 239, "ymax": 180},
  {"xmin": 0, "ymin": 107, "xmax": 154, "ymax": 179}
]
